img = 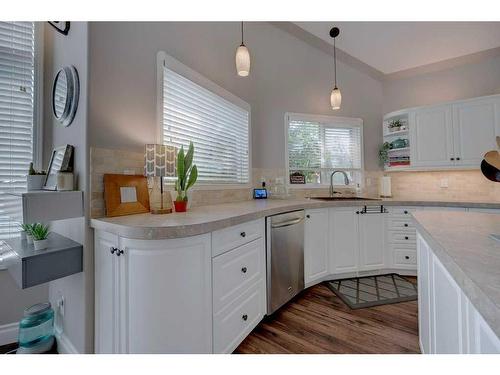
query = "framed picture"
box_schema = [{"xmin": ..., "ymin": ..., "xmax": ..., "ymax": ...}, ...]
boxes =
[
  {"xmin": 289, "ymin": 171, "xmax": 306, "ymax": 184},
  {"xmin": 43, "ymin": 145, "xmax": 74, "ymax": 190},
  {"xmin": 104, "ymin": 174, "xmax": 150, "ymax": 217},
  {"xmin": 48, "ymin": 22, "xmax": 70, "ymax": 35}
]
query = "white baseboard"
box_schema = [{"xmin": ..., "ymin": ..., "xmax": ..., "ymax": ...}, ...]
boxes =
[
  {"xmin": 0, "ymin": 322, "xmax": 18, "ymax": 346},
  {"xmin": 56, "ymin": 333, "xmax": 79, "ymax": 354}
]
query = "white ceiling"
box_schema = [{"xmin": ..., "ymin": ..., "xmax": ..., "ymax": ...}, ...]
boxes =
[{"xmin": 295, "ymin": 22, "xmax": 500, "ymax": 74}]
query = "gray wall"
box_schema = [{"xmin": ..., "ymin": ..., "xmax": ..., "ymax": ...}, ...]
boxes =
[
  {"xmin": 43, "ymin": 22, "xmax": 91, "ymax": 353},
  {"xmin": 88, "ymin": 22, "xmax": 383, "ymax": 171},
  {"xmin": 383, "ymin": 54, "xmax": 500, "ymax": 114}
]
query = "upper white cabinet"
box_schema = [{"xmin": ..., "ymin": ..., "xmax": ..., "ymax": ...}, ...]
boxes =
[
  {"xmin": 410, "ymin": 105, "xmax": 454, "ymax": 167},
  {"xmin": 452, "ymin": 97, "xmax": 500, "ymax": 167},
  {"xmin": 304, "ymin": 208, "xmax": 329, "ymax": 284},
  {"xmin": 387, "ymin": 94, "xmax": 500, "ymax": 170}
]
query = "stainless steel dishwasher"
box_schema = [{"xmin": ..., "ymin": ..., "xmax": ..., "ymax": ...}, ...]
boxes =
[{"xmin": 266, "ymin": 210, "xmax": 305, "ymax": 314}]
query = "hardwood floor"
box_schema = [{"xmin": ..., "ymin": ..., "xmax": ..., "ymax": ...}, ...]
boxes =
[{"xmin": 235, "ymin": 279, "xmax": 420, "ymax": 354}]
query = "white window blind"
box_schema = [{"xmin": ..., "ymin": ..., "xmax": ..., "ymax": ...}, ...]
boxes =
[
  {"xmin": 0, "ymin": 22, "xmax": 35, "ymax": 241},
  {"xmin": 162, "ymin": 66, "xmax": 249, "ymax": 184},
  {"xmin": 287, "ymin": 114, "xmax": 363, "ymax": 185}
]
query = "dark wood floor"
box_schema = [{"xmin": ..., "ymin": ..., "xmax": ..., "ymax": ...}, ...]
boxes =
[{"xmin": 235, "ymin": 279, "xmax": 420, "ymax": 354}]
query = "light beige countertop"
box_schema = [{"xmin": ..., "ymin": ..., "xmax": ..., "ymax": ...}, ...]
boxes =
[
  {"xmin": 412, "ymin": 210, "xmax": 500, "ymax": 337},
  {"xmin": 90, "ymin": 197, "xmax": 500, "ymax": 240}
]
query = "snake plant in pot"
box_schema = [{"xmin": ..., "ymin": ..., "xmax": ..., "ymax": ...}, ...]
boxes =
[{"xmin": 174, "ymin": 142, "xmax": 198, "ymax": 212}]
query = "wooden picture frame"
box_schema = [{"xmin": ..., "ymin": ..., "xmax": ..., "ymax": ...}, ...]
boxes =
[{"xmin": 104, "ymin": 174, "xmax": 150, "ymax": 217}]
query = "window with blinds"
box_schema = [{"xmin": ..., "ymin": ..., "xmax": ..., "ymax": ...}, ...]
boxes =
[
  {"xmin": 287, "ymin": 114, "xmax": 363, "ymax": 186},
  {"xmin": 162, "ymin": 65, "xmax": 250, "ymax": 184},
  {"xmin": 0, "ymin": 22, "xmax": 35, "ymax": 242}
]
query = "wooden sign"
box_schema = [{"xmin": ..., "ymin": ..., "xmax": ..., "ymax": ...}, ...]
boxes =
[
  {"xmin": 104, "ymin": 174, "xmax": 150, "ymax": 217},
  {"xmin": 289, "ymin": 171, "xmax": 306, "ymax": 184}
]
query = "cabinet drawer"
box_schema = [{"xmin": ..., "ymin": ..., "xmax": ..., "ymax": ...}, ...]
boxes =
[
  {"xmin": 212, "ymin": 219, "xmax": 264, "ymax": 257},
  {"xmin": 394, "ymin": 250, "xmax": 417, "ymax": 266},
  {"xmin": 387, "ymin": 217, "xmax": 415, "ymax": 231},
  {"xmin": 213, "ymin": 282, "xmax": 265, "ymax": 353},
  {"xmin": 387, "ymin": 206, "xmax": 418, "ymax": 217},
  {"xmin": 388, "ymin": 231, "xmax": 416, "ymax": 244},
  {"xmin": 212, "ymin": 238, "xmax": 265, "ymax": 314}
]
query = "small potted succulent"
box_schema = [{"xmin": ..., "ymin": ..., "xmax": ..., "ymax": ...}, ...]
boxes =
[
  {"xmin": 18, "ymin": 223, "xmax": 33, "ymax": 242},
  {"xmin": 31, "ymin": 223, "xmax": 50, "ymax": 251},
  {"xmin": 174, "ymin": 142, "xmax": 198, "ymax": 213},
  {"xmin": 27, "ymin": 162, "xmax": 46, "ymax": 191}
]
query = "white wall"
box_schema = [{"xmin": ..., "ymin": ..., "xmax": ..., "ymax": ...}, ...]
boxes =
[
  {"xmin": 383, "ymin": 54, "xmax": 500, "ymax": 114},
  {"xmin": 88, "ymin": 22, "xmax": 383, "ymax": 171},
  {"xmin": 43, "ymin": 22, "xmax": 91, "ymax": 354}
]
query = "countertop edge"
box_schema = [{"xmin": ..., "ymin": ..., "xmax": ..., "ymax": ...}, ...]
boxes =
[{"xmin": 412, "ymin": 214, "xmax": 500, "ymax": 339}]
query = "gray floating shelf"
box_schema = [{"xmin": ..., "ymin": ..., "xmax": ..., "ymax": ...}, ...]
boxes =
[{"xmin": 4, "ymin": 232, "xmax": 83, "ymax": 289}]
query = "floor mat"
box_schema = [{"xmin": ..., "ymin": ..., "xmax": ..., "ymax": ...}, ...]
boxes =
[{"xmin": 325, "ymin": 274, "xmax": 417, "ymax": 309}]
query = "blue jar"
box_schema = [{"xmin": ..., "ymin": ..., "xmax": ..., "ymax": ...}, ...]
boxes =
[{"xmin": 17, "ymin": 302, "xmax": 54, "ymax": 353}]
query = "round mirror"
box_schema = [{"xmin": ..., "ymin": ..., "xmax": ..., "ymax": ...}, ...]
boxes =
[{"xmin": 52, "ymin": 66, "xmax": 79, "ymax": 127}]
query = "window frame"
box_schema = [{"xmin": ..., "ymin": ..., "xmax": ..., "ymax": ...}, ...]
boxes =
[
  {"xmin": 156, "ymin": 51, "xmax": 252, "ymax": 189},
  {"xmin": 284, "ymin": 112, "xmax": 364, "ymax": 189}
]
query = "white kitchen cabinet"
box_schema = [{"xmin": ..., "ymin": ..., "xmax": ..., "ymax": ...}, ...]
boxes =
[
  {"xmin": 304, "ymin": 208, "xmax": 329, "ymax": 284},
  {"xmin": 410, "ymin": 105, "xmax": 454, "ymax": 167},
  {"xmin": 328, "ymin": 207, "xmax": 359, "ymax": 275},
  {"xmin": 417, "ymin": 235, "xmax": 432, "ymax": 354},
  {"xmin": 358, "ymin": 211, "xmax": 387, "ymax": 271},
  {"xmin": 94, "ymin": 230, "xmax": 212, "ymax": 353},
  {"xmin": 452, "ymin": 97, "xmax": 500, "ymax": 167}
]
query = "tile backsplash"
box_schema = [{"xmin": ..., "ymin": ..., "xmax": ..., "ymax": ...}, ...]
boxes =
[{"xmin": 90, "ymin": 147, "xmax": 499, "ymax": 218}]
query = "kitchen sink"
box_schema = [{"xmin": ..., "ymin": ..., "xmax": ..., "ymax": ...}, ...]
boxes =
[{"xmin": 311, "ymin": 196, "xmax": 381, "ymax": 201}]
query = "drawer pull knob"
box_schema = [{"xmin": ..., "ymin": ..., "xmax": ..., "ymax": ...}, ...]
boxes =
[
  {"xmin": 240, "ymin": 231, "xmax": 246, "ymax": 238},
  {"xmin": 456, "ymin": 157, "xmax": 461, "ymax": 161},
  {"xmin": 242, "ymin": 314, "xmax": 248, "ymax": 321},
  {"xmin": 404, "ymin": 210, "xmax": 408, "ymax": 214},
  {"xmin": 405, "ymin": 236, "xmax": 409, "ymax": 240},
  {"xmin": 450, "ymin": 157, "xmax": 455, "ymax": 161},
  {"xmin": 110, "ymin": 247, "xmax": 117, "ymax": 254},
  {"xmin": 405, "ymin": 256, "xmax": 410, "ymax": 260},
  {"xmin": 306, "ymin": 214, "xmax": 310, "ymax": 218},
  {"xmin": 241, "ymin": 267, "xmax": 247, "ymax": 273},
  {"xmin": 404, "ymin": 223, "xmax": 408, "ymax": 227},
  {"xmin": 116, "ymin": 249, "xmax": 124, "ymax": 256}
]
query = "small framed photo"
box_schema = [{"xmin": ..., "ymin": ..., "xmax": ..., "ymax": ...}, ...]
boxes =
[
  {"xmin": 253, "ymin": 188, "xmax": 268, "ymax": 199},
  {"xmin": 43, "ymin": 145, "xmax": 74, "ymax": 190}
]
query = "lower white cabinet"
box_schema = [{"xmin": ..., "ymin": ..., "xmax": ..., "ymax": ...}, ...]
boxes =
[
  {"xmin": 358, "ymin": 211, "xmax": 386, "ymax": 271},
  {"xmin": 304, "ymin": 208, "xmax": 329, "ymax": 284},
  {"xmin": 328, "ymin": 207, "xmax": 359, "ymax": 274},
  {"xmin": 417, "ymin": 233, "xmax": 500, "ymax": 354}
]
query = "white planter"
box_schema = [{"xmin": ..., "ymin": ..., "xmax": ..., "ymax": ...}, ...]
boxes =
[
  {"xmin": 20, "ymin": 231, "xmax": 27, "ymax": 241},
  {"xmin": 33, "ymin": 239, "xmax": 48, "ymax": 251},
  {"xmin": 27, "ymin": 175, "xmax": 46, "ymax": 191},
  {"xmin": 26, "ymin": 234, "xmax": 34, "ymax": 244}
]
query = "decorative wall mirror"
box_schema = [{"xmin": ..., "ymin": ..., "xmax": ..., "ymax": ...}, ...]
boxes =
[
  {"xmin": 52, "ymin": 66, "xmax": 79, "ymax": 127},
  {"xmin": 43, "ymin": 145, "xmax": 74, "ymax": 190}
]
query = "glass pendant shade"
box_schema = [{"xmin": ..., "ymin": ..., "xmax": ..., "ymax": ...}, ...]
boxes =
[
  {"xmin": 236, "ymin": 44, "xmax": 250, "ymax": 77},
  {"xmin": 330, "ymin": 87, "xmax": 342, "ymax": 110}
]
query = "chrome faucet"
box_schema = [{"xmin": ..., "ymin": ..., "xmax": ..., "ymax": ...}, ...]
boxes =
[{"xmin": 330, "ymin": 170, "xmax": 350, "ymax": 197}]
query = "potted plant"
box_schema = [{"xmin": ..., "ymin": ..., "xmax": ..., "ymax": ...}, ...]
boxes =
[
  {"xmin": 388, "ymin": 119, "xmax": 402, "ymax": 132},
  {"xmin": 379, "ymin": 142, "xmax": 391, "ymax": 167},
  {"xmin": 174, "ymin": 142, "xmax": 198, "ymax": 213},
  {"xmin": 18, "ymin": 223, "xmax": 33, "ymax": 242},
  {"xmin": 31, "ymin": 223, "xmax": 50, "ymax": 251},
  {"xmin": 27, "ymin": 162, "xmax": 46, "ymax": 191}
]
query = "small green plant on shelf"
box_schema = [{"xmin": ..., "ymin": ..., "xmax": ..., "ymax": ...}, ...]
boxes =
[
  {"xmin": 31, "ymin": 223, "xmax": 50, "ymax": 251},
  {"xmin": 28, "ymin": 162, "xmax": 45, "ymax": 175},
  {"xmin": 18, "ymin": 223, "xmax": 34, "ymax": 242},
  {"xmin": 388, "ymin": 119, "xmax": 403, "ymax": 132},
  {"xmin": 174, "ymin": 142, "xmax": 198, "ymax": 212},
  {"xmin": 379, "ymin": 142, "xmax": 391, "ymax": 167}
]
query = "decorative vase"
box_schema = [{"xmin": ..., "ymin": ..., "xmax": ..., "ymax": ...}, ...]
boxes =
[
  {"xmin": 27, "ymin": 175, "xmax": 46, "ymax": 191},
  {"xmin": 26, "ymin": 234, "xmax": 34, "ymax": 245},
  {"xmin": 33, "ymin": 239, "xmax": 49, "ymax": 251},
  {"xmin": 174, "ymin": 200, "xmax": 188, "ymax": 213}
]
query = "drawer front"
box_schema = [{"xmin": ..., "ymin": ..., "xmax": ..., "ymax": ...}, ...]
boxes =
[
  {"xmin": 387, "ymin": 206, "xmax": 418, "ymax": 217},
  {"xmin": 212, "ymin": 238, "xmax": 265, "ymax": 314},
  {"xmin": 388, "ymin": 231, "xmax": 416, "ymax": 244},
  {"xmin": 212, "ymin": 219, "xmax": 264, "ymax": 257},
  {"xmin": 387, "ymin": 217, "xmax": 415, "ymax": 231},
  {"xmin": 213, "ymin": 282, "xmax": 265, "ymax": 353},
  {"xmin": 393, "ymin": 249, "xmax": 417, "ymax": 266}
]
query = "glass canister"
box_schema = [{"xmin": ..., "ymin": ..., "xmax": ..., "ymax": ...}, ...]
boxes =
[{"xmin": 18, "ymin": 302, "xmax": 55, "ymax": 353}]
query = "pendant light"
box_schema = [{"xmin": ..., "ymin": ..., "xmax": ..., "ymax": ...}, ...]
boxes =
[
  {"xmin": 330, "ymin": 27, "xmax": 341, "ymax": 110},
  {"xmin": 235, "ymin": 22, "xmax": 250, "ymax": 77}
]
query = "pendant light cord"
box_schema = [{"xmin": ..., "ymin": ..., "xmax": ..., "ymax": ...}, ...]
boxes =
[
  {"xmin": 333, "ymin": 37, "xmax": 337, "ymax": 88},
  {"xmin": 241, "ymin": 21, "xmax": 244, "ymax": 46}
]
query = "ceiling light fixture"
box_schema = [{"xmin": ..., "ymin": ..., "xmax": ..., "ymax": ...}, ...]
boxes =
[
  {"xmin": 235, "ymin": 22, "xmax": 250, "ymax": 77},
  {"xmin": 330, "ymin": 27, "xmax": 341, "ymax": 110}
]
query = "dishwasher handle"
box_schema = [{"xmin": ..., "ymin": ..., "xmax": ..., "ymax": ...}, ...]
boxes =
[{"xmin": 270, "ymin": 217, "xmax": 304, "ymax": 228}]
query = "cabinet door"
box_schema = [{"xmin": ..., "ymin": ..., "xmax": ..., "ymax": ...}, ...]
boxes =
[
  {"xmin": 358, "ymin": 212, "xmax": 386, "ymax": 271},
  {"xmin": 119, "ymin": 234, "xmax": 212, "ymax": 353},
  {"xmin": 94, "ymin": 230, "xmax": 120, "ymax": 354},
  {"xmin": 328, "ymin": 208, "xmax": 359, "ymax": 274},
  {"xmin": 417, "ymin": 234, "xmax": 432, "ymax": 354},
  {"xmin": 452, "ymin": 98, "xmax": 500, "ymax": 167},
  {"xmin": 432, "ymin": 254, "xmax": 464, "ymax": 353},
  {"xmin": 304, "ymin": 208, "xmax": 329, "ymax": 285},
  {"xmin": 410, "ymin": 105, "xmax": 454, "ymax": 167},
  {"xmin": 471, "ymin": 308, "xmax": 500, "ymax": 354}
]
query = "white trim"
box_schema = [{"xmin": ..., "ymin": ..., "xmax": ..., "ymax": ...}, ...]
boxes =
[
  {"xmin": 156, "ymin": 50, "xmax": 252, "ymax": 188},
  {"xmin": 284, "ymin": 112, "xmax": 365, "ymax": 188},
  {"xmin": 56, "ymin": 332, "xmax": 79, "ymax": 354},
  {"xmin": 0, "ymin": 322, "xmax": 18, "ymax": 346},
  {"xmin": 33, "ymin": 22, "xmax": 44, "ymax": 171}
]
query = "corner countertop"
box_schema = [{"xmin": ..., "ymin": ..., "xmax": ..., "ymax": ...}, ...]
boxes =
[
  {"xmin": 412, "ymin": 210, "xmax": 500, "ymax": 338},
  {"xmin": 90, "ymin": 197, "xmax": 500, "ymax": 240}
]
